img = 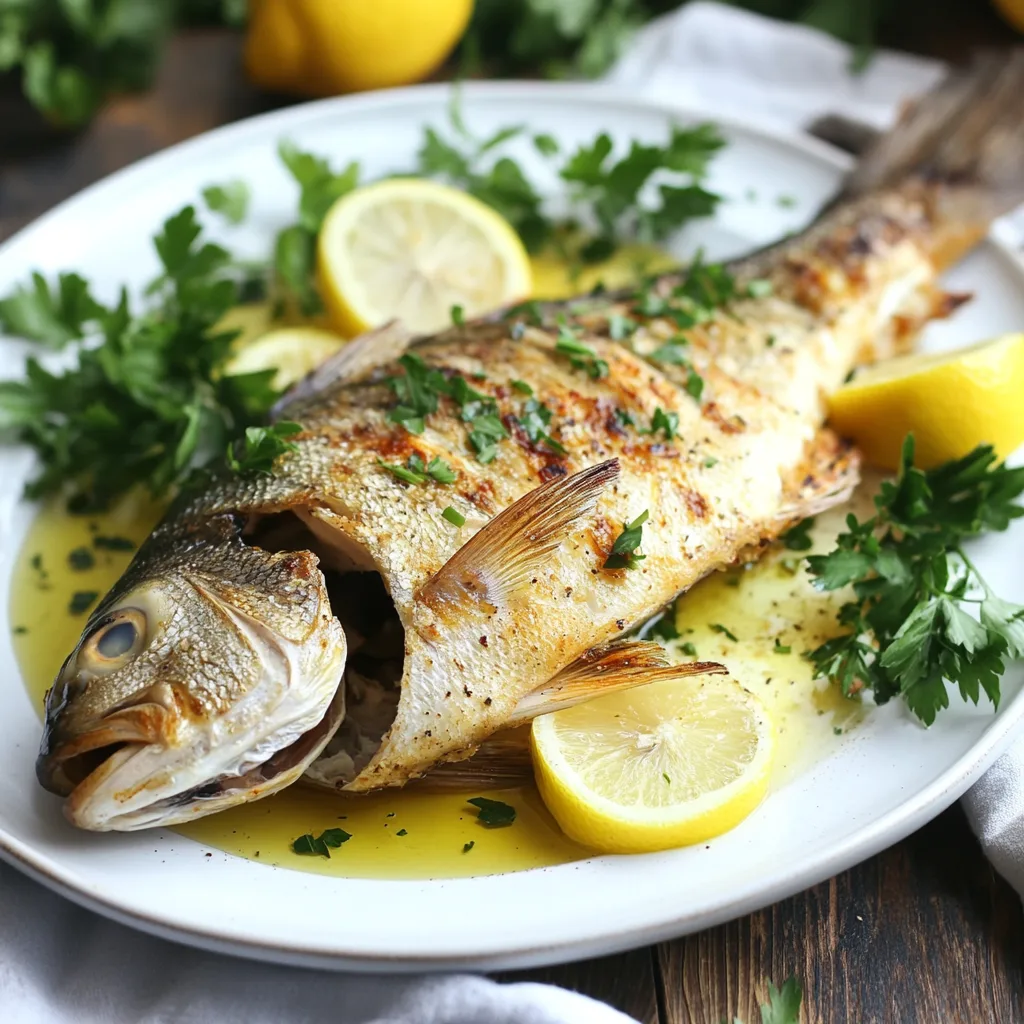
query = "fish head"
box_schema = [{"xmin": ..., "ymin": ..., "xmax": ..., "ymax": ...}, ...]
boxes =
[{"xmin": 36, "ymin": 515, "xmax": 346, "ymax": 831}]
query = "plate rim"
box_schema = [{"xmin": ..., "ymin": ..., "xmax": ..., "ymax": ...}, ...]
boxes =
[{"xmin": 1, "ymin": 79, "xmax": 1023, "ymax": 972}]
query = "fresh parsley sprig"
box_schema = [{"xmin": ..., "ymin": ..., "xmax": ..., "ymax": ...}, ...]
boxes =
[
  {"xmin": 805, "ymin": 437, "xmax": 1024, "ymax": 725},
  {"xmin": 0, "ymin": 205, "xmax": 290, "ymax": 509}
]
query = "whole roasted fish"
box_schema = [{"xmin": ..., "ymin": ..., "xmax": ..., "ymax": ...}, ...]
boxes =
[{"xmin": 37, "ymin": 53, "xmax": 1024, "ymax": 830}]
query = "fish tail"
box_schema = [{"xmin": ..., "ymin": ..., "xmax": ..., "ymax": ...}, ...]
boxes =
[{"xmin": 841, "ymin": 49, "xmax": 1024, "ymax": 267}]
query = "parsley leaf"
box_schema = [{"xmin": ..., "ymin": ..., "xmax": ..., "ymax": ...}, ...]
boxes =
[
  {"xmin": 0, "ymin": 205, "xmax": 290, "ymax": 509},
  {"xmin": 760, "ymin": 977, "xmax": 802, "ymax": 1024},
  {"xmin": 556, "ymin": 322, "xmax": 609, "ymax": 379},
  {"xmin": 0, "ymin": 272, "xmax": 105, "ymax": 348},
  {"xmin": 202, "ymin": 181, "xmax": 250, "ymax": 225},
  {"xmin": 378, "ymin": 454, "xmax": 456, "ymax": 486},
  {"xmin": 227, "ymin": 422, "xmax": 302, "ymax": 476},
  {"xmin": 517, "ymin": 398, "xmax": 566, "ymax": 455},
  {"xmin": 468, "ymin": 796, "xmax": 516, "ymax": 827},
  {"xmin": 604, "ymin": 509, "xmax": 649, "ymax": 570},
  {"xmin": 648, "ymin": 406, "xmax": 678, "ymax": 441},
  {"xmin": 292, "ymin": 827, "xmax": 352, "ymax": 858},
  {"xmin": 780, "ymin": 517, "xmax": 816, "ymax": 551},
  {"xmin": 442, "ymin": 506, "xmax": 466, "ymax": 527},
  {"xmin": 805, "ymin": 437, "xmax": 1024, "ymax": 724}
]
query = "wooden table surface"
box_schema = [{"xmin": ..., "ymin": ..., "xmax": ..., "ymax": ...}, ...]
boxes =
[{"xmin": 2, "ymin": 12, "xmax": 1023, "ymax": 1022}]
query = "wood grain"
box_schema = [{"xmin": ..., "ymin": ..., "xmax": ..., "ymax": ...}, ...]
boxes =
[
  {"xmin": 3, "ymin": 14, "xmax": 1024, "ymax": 1023},
  {"xmin": 654, "ymin": 808, "xmax": 1024, "ymax": 1024}
]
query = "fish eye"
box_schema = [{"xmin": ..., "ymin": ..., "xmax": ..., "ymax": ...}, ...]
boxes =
[{"xmin": 78, "ymin": 609, "xmax": 148, "ymax": 674}]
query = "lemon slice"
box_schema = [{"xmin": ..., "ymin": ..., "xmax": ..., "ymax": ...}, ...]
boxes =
[
  {"xmin": 317, "ymin": 178, "xmax": 532, "ymax": 336},
  {"xmin": 225, "ymin": 326, "xmax": 345, "ymax": 390},
  {"xmin": 828, "ymin": 333, "xmax": 1024, "ymax": 470},
  {"xmin": 531, "ymin": 675, "xmax": 774, "ymax": 854}
]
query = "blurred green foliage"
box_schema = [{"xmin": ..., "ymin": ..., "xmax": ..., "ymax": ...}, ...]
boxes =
[
  {"xmin": 0, "ymin": 0, "xmax": 243, "ymax": 128},
  {"xmin": 464, "ymin": 0, "xmax": 904, "ymax": 78}
]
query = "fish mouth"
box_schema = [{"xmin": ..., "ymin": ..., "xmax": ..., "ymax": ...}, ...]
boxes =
[
  {"xmin": 37, "ymin": 577, "xmax": 349, "ymax": 831},
  {"xmin": 38, "ymin": 685, "xmax": 346, "ymax": 831}
]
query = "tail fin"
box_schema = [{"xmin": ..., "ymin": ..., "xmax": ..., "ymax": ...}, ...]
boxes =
[{"xmin": 842, "ymin": 50, "xmax": 1024, "ymax": 242}]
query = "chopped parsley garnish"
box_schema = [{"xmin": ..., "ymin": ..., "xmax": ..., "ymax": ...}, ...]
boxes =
[
  {"xmin": 746, "ymin": 278, "xmax": 773, "ymax": 299},
  {"xmin": 13, "ymin": 626, "xmax": 27, "ymax": 635},
  {"xmin": 292, "ymin": 827, "xmax": 352, "ymax": 858},
  {"xmin": 780, "ymin": 517, "xmax": 816, "ymax": 551},
  {"xmin": 442, "ymin": 506, "xmax": 466, "ymax": 527},
  {"xmin": 777, "ymin": 194, "xmax": 798, "ymax": 209},
  {"xmin": 614, "ymin": 408, "xmax": 637, "ymax": 429},
  {"xmin": 711, "ymin": 623, "xmax": 738, "ymax": 642},
  {"xmin": 467, "ymin": 414, "xmax": 508, "ymax": 463},
  {"xmin": 773, "ymin": 639, "xmax": 792, "ymax": 655},
  {"xmin": 93, "ymin": 535, "xmax": 134, "ymax": 552},
  {"xmin": 703, "ymin": 457, "xmax": 718, "ymax": 468},
  {"xmin": 604, "ymin": 510, "xmax": 649, "ymax": 570},
  {"xmin": 662, "ymin": 772, "xmax": 671, "ymax": 784},
  {"xmin": 68, "ymin": 591, "xmax": 98, "ymax": 616},
  {"xmin": 384, "ymin": 353, "xmax": 510, "ymax": 464},
  {"xmin": 468, "ymin": 796, "xmax": 516, "ymax": 827},
  {"xmin": 684, "ymin": 367, "xmax": 705, "ymax": 401},
  {"xmin": 647, "ymin": 609, "xmax": 679, "ymax": 642},
  {"xmin": 680, "ymin": 641, "xmax": 698, "ymax": 657},
  {"xmin": 378, "ymin": 454, "xmax": 456, "ymax": 486},
  {"xmin": 609, "ymin": 314, "xmax": 637, "ymax": 340},
  {"xmin": 396, "ymin": 828, "xmax": 408, "ymax": 837},
  {"xmin": 517, "ymin": 398, "xmax": 566, "ymax": 455},
  {"xmin": 450, "ymin": 304, "xmax": 465, "ymax": 326},
  {"xmin": 462, "ymin": 841, "xmax": 475, "ymax": 853},
  {"xmin": 647, "ymin": 407, "xmax": 678, "ymax": 441},
  {"xmin": 511, "ymin": 379, "xmax": 534, "ymax": 395},
  {"xmin": 649, "ymin": 340, "xmax": 690, "ymax": 365},
  {"xmin": 67, "ymin": 547, "xmax": 95, "ymax": 571},
  {"xmin": 805, "ymin": 437, "xmax": 1024, "ymax": 725},
  {"xmin": 202, "ymin": 181, "xmax": 250, "ymax": 225},
  {"xmin": 555, "ymin": 322, "xmax": 608, "ymax": 379},
  {"xmin": 226, "ymin": 422, "xmax": 302, "ymax": 476}
]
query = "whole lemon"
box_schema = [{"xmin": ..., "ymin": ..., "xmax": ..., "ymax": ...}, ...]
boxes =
[
  {"xmin": 994, "ymin": 0, "xmax": 1024, "ymax": 32},
  {"xmin": 245, "ymin": 0, "xmax": 474, "ymax": 97}
]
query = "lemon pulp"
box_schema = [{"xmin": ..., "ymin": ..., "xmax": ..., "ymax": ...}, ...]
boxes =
[
  {"xmin": 317, "ymin": 178, "xmax": 532, "ymax": 336},
  {"xmin": 827, "ymin": 333, "xmax": 1024, "ymax": 470}
]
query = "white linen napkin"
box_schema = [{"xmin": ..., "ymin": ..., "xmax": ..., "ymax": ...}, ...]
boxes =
[{"xmin": 2, "ymin": 5, "xmax": 1021, "ymax": 1023}]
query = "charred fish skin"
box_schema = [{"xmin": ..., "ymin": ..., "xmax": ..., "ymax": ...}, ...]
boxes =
[{"xmin": 37, "ymin": 52, "xmax": 1024, "ymax": 829}]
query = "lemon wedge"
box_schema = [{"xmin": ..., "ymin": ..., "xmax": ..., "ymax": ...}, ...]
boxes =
[
  {"xmin": 531, "ymin": 675, "xmax": 774, "ymax": 854},
  {"xmin": 827, "ymin": 333, "xmax": 1024, "ymax": 470},
  {"xmin": 317, "ymin": 178, "xmax": 532, "ymax": 336},
  {"xmin": 225, "ymin": 326, "xmax": 345, "ymax": 390}
]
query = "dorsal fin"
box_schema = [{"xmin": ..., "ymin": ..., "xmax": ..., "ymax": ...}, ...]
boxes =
[
  {"xmin": 418, "ymin": 459, "xmax": 620, "ymax": 617},
  {"xmin": 273, "ymin": 319, "xmax": 412, "ymax": 414},
  {"xmin": 508, "ymin": 639, "xmax": 725, "ymax": 724}
]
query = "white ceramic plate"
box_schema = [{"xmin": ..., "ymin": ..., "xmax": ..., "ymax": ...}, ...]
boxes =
[{"xmin": 1, "ymin": 83, "xmax": 1023, "ymax": 973}]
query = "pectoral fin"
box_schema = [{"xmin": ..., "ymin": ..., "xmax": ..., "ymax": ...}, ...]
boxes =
[
  {"xmin": 419, "ymin": 459, "xmax": 620, "ymax": 618},
  {"xmin": 508, "ymin": 639, "xmax": 725, "ymax": 724},
  {"xmin": 413, "ymin": 641, "xmax": 725, "ymax": 791}
]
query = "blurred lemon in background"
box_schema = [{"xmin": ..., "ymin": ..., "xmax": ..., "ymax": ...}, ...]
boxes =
[
  {"xmin": 994, "ymin": 0, "xmax": 1024, "ymax": 32},
  {"xmin": 245, "ymin": 0, "xmax": 474, "ymax": 96}
]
